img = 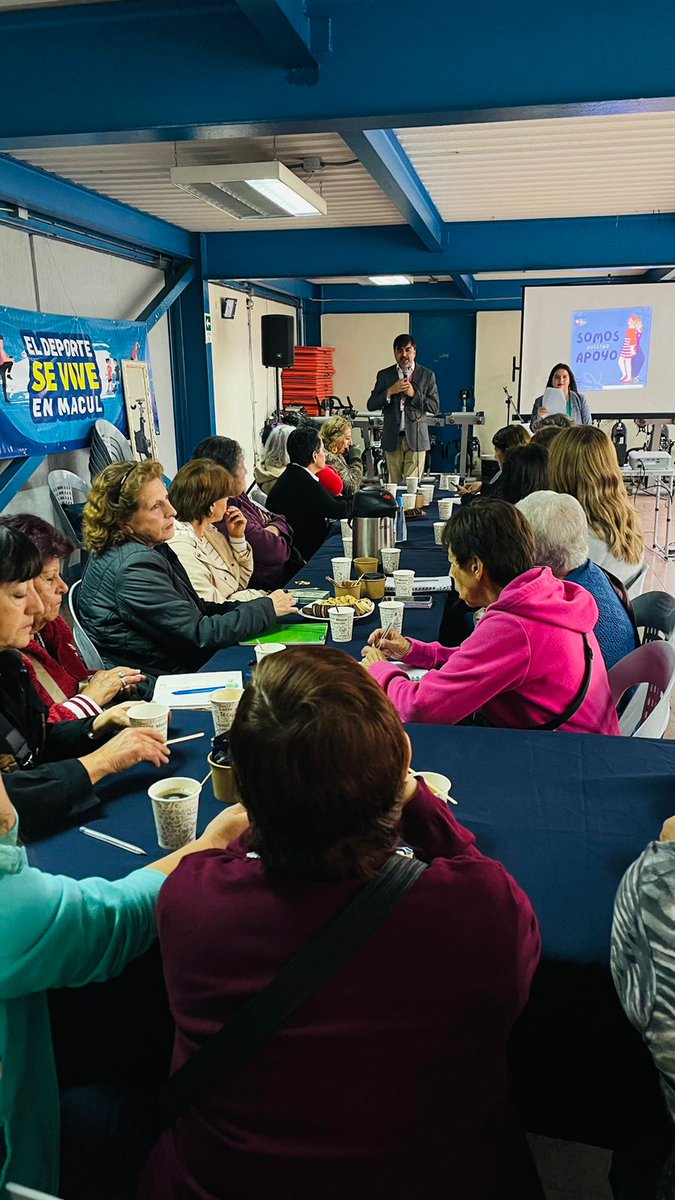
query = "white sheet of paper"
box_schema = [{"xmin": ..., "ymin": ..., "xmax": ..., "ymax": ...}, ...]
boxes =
[
  {"xmin": 541, "ymin": 386, "xmax": 568, "ymax": 416},
  {"xmin": 153, "ymin": 670, "xmax": 244, "ymax": 709}
]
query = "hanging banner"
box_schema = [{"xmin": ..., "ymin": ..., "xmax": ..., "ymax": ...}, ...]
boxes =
[{"xmin": 0, "ymin": 305, "xmax": 151, "ymax": 458}]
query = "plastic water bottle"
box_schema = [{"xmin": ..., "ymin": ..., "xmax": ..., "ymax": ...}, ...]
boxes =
[{"xmin": 396, "ymin": 493, "xmax": 407, "ymax": 543}]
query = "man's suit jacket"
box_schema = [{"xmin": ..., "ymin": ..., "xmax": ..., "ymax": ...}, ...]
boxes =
[
  {"xmin": 366, "ymin": 363, "xmax": 440, "ymax": 452},
  {"xmin": 267, "ymin": 464, "xmax": 348, "ymax": 563}
]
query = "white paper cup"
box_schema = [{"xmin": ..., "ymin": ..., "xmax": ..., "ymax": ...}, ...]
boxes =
[
  {"xmin": 393, "ymin": 569, "xmax": 415, "ymax": 600},
  {"xmin": 438, "ymin": 497, "xmax": 457, "ymax": 521},
  {"xmin": 149, "ymin": 777, "xmax": 201, "ymax": 849},
  {"xmin": 210, "ymin": 686, "xmax": 244, "ymax": 734},
  {"xmin": 127, "ymin": 701, "xmax": 169, "ymax": 740},
  {"xmin": 331, "ymin": 556, "xmax": 352, "ymax": 583},
  {"xmin": 254, "ymin": 642, "xmax": 287, "ymax": 664},
  {"xmin": 340, "ymin": 518, "xmax": 351, "ymax": 537},
  {"xmin": 342, "ymin": 536, "xmax": 353, "ymax": 559},
  {"xmin": 378, "ymin": 599, "xmax": 404, "ymax": 636},
  {"xmin": 448, "ymin": 474, "xmax": 460, "ymax": 487},
  {"xmin": 329, "ymin": 605, "xmax": 355, "ymax": 642},
  {"xmin": 405, "ymin": 475, "xmax": 419, "ymax": 494},
  {"xmin": 414, "ymin": 771, "xmax": 457, "ymax": 804},
  {"xmin": 380, "ymin": 546, "xmax": 401, "ymax": 574},
  {"xmin": 402, "ymin": 492, "xmax": 416, "ymax": 511},
  {"xmin": 439, "ymin": 473, "xmax": 452, "ymax": 489},
  {"xmin": 420, "ymin": 483, "xmax": 435, "ymax": 505},
  {"xmin": 433, "ymin": 520, "xmax": 446, "ymax": 546}
]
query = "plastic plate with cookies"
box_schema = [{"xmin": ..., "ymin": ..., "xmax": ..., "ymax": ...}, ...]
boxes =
[{"xmin": 301, "ymin": 595, "xmax": 375, "ymax": 620}]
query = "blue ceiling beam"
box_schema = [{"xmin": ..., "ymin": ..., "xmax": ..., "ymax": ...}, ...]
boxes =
[
  {"xmin": 450, "ymin": 273, "xmax": 475, "ymax": 299},
  {"xmin": 316, "ymin": 281, "xmax": 516, "ymax": 313},
  {"xmin": 202, "ymin": 214, "xmax": 675, "ymax": 280},
  {"xmin": 342, "ymin": 130, "xmax": 443, "ymax": 252},
  {"xmin": 0, "ymin": 153, "xmax": 192, "ymax": 259},
  {"xmin": 226, "ymin": 277, "xmax": 317, "ymax": 300},
  {"xmin": 233, "ymin": 0, "xmax": 321, "ymax": 73},
  {"xmin": 136, "ymin": 261, "xmax": 197, "ymax": 330},
  {"xmin": 472, "ymin": 275, "xmax": 665, "ymax": 300},
  {"xmin": 1, "ymin": 0, "xmax": 675, "ymax": 147},
  {"xmin": 0, "ymin": 456, "xmax": 45, "ymax": 505}
]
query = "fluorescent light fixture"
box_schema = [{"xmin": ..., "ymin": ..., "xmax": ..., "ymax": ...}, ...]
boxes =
[
  {"xmin": 170, "ymin": 161, "xmax": 327, "ymax": 219},
  {"xmin": 367, "ymin": 275, "xmax": 413, "ymax": 286}
]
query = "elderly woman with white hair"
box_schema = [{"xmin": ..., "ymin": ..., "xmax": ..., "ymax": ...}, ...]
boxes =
[
  {"xmin": 254, "ymin": 424, "xmax": 295, "ymax": 496},
  {"xmin": 516, "ymin": 490, "xmax": 638, "ymax": 671}
]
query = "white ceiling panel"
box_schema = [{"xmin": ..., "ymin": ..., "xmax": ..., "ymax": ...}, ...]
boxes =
[
  {"xmin": 396, "ymin": 112, "xmax": 675, "ymax": 222},
  {"xmin": 474, "ymin": 267, "xmax": 654, "ymax": 280},
  {"xmin": 9, "ymin": 135, "xmax": 406, "ymax": 233}
]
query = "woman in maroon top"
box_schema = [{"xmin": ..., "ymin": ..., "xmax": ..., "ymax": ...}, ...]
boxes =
[{"xmin": 142, "ymin": 648, "xmax": 540, "ymax": 1200}]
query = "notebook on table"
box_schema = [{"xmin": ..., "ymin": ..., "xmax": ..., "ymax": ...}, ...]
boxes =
[{"xmin": 239, "ymin": 624, "xmax": 329, "ymax": 646}]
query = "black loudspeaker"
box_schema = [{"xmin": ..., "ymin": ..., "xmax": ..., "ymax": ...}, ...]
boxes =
[{"xmin": 261, "ymin": 315, "xmax": 295, "ymax": 367}]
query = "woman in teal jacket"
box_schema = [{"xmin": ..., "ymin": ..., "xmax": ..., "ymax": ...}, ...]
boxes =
[{"xmin": 0, "ymin": 776, "xmax": 247, "ymax": 1199}]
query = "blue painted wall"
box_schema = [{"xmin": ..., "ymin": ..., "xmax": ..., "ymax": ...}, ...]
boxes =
[{"xmin": 410, "ymin": 311, "xmax": 476, "ymax": 472}]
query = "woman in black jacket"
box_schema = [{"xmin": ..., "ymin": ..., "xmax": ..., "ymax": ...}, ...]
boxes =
[
  {"xmin": 0, "ymin": 526, "xmax": 170, "ymax": 838},
  {"xmin": 79, "ymin": 461, "xmax": 297, "ymax": 694}
]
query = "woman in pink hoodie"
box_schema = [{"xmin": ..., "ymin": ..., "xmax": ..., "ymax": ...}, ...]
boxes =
[{"xmin": 364, "ymin": 499, "xmax": 619, "ymax": 735}]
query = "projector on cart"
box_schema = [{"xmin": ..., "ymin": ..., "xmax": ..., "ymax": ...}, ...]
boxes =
[{"xmin": 626, "ymin": 450, "xmax": 672, "ymax": 473}]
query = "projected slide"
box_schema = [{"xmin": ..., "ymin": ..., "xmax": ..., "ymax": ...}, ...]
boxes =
[{"xmin": 572, "ymin": 307, "xmax": 652, "ymax": 392}]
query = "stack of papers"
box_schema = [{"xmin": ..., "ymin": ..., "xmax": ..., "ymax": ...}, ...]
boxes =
[{"xmin": 153, "ymin": 671, "xmax": 243, "ymax": 709}]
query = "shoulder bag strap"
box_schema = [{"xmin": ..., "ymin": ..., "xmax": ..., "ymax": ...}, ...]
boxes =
[
  {"xmin": 538, "ymin": 632, "xmax": 593, "ymax": 732},
  {"xmin": 161, "ymin": 852, "xmax": 427, "ymax": 1127},
  {"xmin": 23, "ymin": 652, "xmax": 69, "ymax": 704}
]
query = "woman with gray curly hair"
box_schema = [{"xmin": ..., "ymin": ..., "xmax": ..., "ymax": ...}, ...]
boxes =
[{"xmin": 78, "ymin": 461, "xmax": 296, "ymax": 695}]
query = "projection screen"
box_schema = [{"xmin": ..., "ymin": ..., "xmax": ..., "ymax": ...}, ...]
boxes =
[{"xmin": 519, "ymin": 283, "xmax": 675, "ymax": 419}]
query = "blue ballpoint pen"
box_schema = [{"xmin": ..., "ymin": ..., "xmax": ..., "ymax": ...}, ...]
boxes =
[{"xmin": 171, "ymin": 685, "xmax": 223, "ymax": 695}]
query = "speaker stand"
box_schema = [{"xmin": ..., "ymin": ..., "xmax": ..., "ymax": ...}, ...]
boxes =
[{"xmin": 274, "ymin": 367, "xmax": 282, "ymax": 423}]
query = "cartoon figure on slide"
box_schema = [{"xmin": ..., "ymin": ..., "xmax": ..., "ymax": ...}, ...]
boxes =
[
  {"xmin": 0, "ymin": 335, "xmax": 14, "ymax": 403},
  {"xmin": 618, "ymin": 314, "xmax": 643, "ymax": 385}
]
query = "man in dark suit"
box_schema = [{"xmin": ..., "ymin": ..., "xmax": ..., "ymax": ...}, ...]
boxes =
[
  {"xmin": 366, "ymin": 333, "xmax": 440, "ymax": 483},
  {"xmin": 267, "ymin": 427, "xmax": 349, "ymax": 563}
]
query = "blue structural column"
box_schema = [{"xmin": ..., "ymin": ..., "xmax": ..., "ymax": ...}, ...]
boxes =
[{"xmin": 169, "ymin": 270, "xmax": 215, "ymax": 465}]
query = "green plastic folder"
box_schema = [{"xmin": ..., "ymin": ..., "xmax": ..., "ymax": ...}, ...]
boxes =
[{"xmin": 240, "ymin": 623, "xmax": 328, "ymax": 646}]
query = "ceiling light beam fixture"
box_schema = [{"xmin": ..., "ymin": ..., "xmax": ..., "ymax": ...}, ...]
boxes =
[
  {"xmin": 367, "ymin": 275, "xmax": 412, "ymax": 286},
  {"xmin": 170, "ymin": 161, "xmax": 327, "ymax": 219}
]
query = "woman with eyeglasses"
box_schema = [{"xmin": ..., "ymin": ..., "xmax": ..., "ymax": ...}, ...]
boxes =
[
  {"xmin": 0, "ymin": 512, "xmax": 144, "ymax": 721},
  {"xmin": 78, "ymin": 461, "xmax": 297, "ymax": 696},
  {"xmin": 363, "ymin": 500, "xmax": 619, "ymax": 735},
  {"xmin": 0, "ymin": 524, "xmax": 171, "ymax": 839}
]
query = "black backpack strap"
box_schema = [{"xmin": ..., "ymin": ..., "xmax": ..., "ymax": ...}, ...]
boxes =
[
  {"xmin": 161, "ymin": 852, "xmax": 427, "ymax": 1127},
  {"xmin": 538, "ymin": 632, "xmax": 593, "ymax": 732}
]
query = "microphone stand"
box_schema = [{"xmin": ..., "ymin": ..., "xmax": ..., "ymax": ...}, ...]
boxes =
[{"xmin": 503, "ymin": 386, "xmax": 515, "ymax": 423}]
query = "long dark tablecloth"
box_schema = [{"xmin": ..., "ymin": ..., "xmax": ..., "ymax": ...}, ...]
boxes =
[{"xmin": 27, "ymin": 496, "xmax": 675, "ymax": 1149}]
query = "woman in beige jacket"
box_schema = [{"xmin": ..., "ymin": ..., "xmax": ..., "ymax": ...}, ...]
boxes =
[{"xmin": 168, "ymin": 459, "xmax": 267, "ymax": 603}]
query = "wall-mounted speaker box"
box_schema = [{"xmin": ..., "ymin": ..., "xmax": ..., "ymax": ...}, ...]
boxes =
[
  {"xmin": 220, "ymin": 297, "xmax": 237, "ymax": 319},
  {"xmin": 261, "ymin": 315, "xmax": 295, "ymax": 367}
]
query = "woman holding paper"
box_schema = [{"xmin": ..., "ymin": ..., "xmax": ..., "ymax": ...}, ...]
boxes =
[{"xmin": 530, "ymin": 363, "xmax": 592, "ymax": 429}]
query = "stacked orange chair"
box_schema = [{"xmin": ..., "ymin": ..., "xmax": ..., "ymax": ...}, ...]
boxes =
[{"xmin": 282, "ymin": 346, "xmax": 336, "ymax": 416}]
